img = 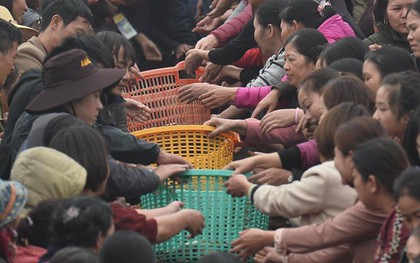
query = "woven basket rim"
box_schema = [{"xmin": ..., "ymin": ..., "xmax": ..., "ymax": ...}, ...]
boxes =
[
  {"xmin": 131, "ymin": 125, "xmax": 239, "ymax": 143},
  {"xmin": 176, "ymin": 169, "xmax": 251, "ymax": 177}
]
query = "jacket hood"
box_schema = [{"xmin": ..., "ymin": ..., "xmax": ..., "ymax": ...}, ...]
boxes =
[
  {"xmin": 10, "ymin": 147, "xmax": 87, "ymax": 209},
  {"xmin": 318, "ymin": 14, "xmax": 356, "ymax": 44},
  {"xmin": 24, "ymin": 113, "xmax": 70, "ymax": 149}
]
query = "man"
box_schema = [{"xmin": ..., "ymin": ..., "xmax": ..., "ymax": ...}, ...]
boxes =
[
  {"xmin": 15, "ymin": 0, "xmax": 92, "ymax": 73},
  {"xmin": 0, "ymin": 19, "xmax": 22, "ymax": 87}
]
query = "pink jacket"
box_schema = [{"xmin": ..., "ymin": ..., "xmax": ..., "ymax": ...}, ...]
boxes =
[
  {"xmin": 275, "ymin": 201, "xmax": 387, "ymax": 263},
  {"xmin": 210, "ymin": 3, "xmax": 253, "ymax": 46},
  {"xmin": 318, "ymin": 14, "xmax": 356, "ymax": 44},
  {"xmin": 243, "ymin": 118, "xmax": 306, "ymax": 148},
  {"xmin": 234, "ymin": 86, "xmax": 271, "ymax": 108}
]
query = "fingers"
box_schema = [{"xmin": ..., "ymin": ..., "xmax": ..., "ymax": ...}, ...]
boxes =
[
  {"xmin": 251, "ymin": 103, "xmax": 265, "ymax": 119},
  {"xmin": 129, "ymin": 65, "xmax": 144, "ymax": 80},
  {"xmin": 178, "ymin": 84, "xmax": 196, "ymax": 103}
]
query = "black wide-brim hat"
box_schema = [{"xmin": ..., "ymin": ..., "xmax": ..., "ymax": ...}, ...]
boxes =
[{"xmin": 26, "ymin": 49, "xmax": 126, "ymax": 112}]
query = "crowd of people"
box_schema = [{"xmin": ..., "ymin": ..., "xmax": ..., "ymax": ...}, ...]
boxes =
[{"xmin": 1, "ymin": 0, "xmax": 420, "ymax": 262}]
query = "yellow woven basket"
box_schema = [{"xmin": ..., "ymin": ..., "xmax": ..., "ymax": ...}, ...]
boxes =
[{"xmin": 132, "ymin": 125, "xmax": 238, "ymax": 169}]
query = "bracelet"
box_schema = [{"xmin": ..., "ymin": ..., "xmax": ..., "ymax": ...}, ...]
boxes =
[{"xmin": 294, "ymin": 108, "xmax": 300, "ymax": 124}]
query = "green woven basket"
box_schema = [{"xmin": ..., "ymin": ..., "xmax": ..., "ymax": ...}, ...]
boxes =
[{"xmin": 140, "ymin": 169, "xmax": 269, "ymax": 262}]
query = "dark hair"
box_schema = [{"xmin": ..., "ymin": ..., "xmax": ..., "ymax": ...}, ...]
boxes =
[
  {"xmin": 284, "ymin": 28, "xmax": 328, "ymax": 64},
  {"xmin": 314, "ymin": 102, "xmax": 370, "ymax": 160},
  {"xmin": 322, "ymin": 76, "xmax": 374, "ymax": 112},
  {"xmin": 329, "ymin": 58, "xmax": 364, "ymax": 81},
  {"xmin": 2, "ymin": 64, "xmax": 20, "ymax": 96},
  {"xmin": 0, "ymin": 0, "xmax": 13, "ymax": 13},
  {"xmin": 17, "ymin": 199, "xmax": 63, "ymax": 248},
  {"xmin": 50, "ymin": 196, "xmax": 112, "ymax": 249},
  {"xmin": 408, "ymin": 0, "xmax": 420, "ymax": 16},
  {"xmin": 403, "ymin": 107, "xmax": 420, "ymax": 166},
  {"xmin": 98, "ymin": 231, "xmax": 155, "ymax": 263},
  {"xmin": 39, "ymin": 0, "xmax": 93, "ymax": 32},
  {"xmin": 0, "ymin": 19, "xmax": 22, "ymax": 54},
  {"xmin": 373, "ymin": 0, "xmax": 387, "ymax": 24},
  {"xmin": 50, "ymin": 247, "xmax": 97, "ymax": 263},
  {"xmin": 381, "ymin": 71, "xmax": 420, "ymax": 120},
  {"xmin": 280, "ymin": 0, "xmax": 336, "ymax": 29},
  {"xmin": 318, "ymin": 37, "xmax": 369, "ymax": 66},
  {"xmin": 394, "ymin": 167, "xmax": 420, "ymax": 201},
  {"xmin": 42, "ymin": 114, "xmax": 87, "ymax": 145},
  {"xmin": 299, "ymin": 67, "xmax": 339, "ymax": 94},
  {"xmin": 199, "ymin": 252, "xmax": 241, "ymax": 263},
  {"xmin": 48, "ymin": 125, "xmax": 109, "ymax": 193},
  {"xmin": 335, "ymin": 116, "xmax": 385, "ymax": 156},
  {"xmin": 254, "ymin": 0, "xmax": 289, "ymax": 29},
  {"xmin": 96, "ymin": 31, "xmax": 136, "ymax": 67},
  {"xmin": 353, "ymin": 138, "xmax": 409, "ymax": 194},
  {"xmin": 364, "ymin": 46, "xmax": 417, "ymax": 81},
  {"xmin": 44, "ymin": 34, "xmax": 114, "ymax": 68}
]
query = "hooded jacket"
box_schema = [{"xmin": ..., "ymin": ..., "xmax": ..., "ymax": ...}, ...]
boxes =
[
  {"xmin": 10, "ymin": 147, "xmax": 87, "ymax": 209},
  {"xmin": 318, "ymin": 14, "xmax": 356, "ymax": 44}
]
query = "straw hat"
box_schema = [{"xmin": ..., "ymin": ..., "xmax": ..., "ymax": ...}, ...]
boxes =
[{"xmin": 0, "ymin": 5, "xmax": 38, "ymax": 42}]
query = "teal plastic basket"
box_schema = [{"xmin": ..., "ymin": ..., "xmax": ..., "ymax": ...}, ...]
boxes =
[{"xmin": 141, "ymin": 170, "xmax": 269, "ymax": 262}]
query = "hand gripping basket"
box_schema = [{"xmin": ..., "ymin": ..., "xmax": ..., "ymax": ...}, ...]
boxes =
[
  {"xmin": 132, "ymin": 125, "xmax": 238, "ymax": 169},
  {"xmin": 141, "ymin": 169, "xmax": 270, "ymax": 262},
  {"xmin": 123, "ymin": 61, "xmax": 211, "ymax": 132}
]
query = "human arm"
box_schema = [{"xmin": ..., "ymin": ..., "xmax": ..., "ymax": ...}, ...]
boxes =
[
  {"xmin": 124, "ymin": 98, "xmax": 152, "ymax": 122},
  {"xmin": 136, "ymin": 201, "xmax": 184, "ymax": 219},
  {"xmin": 230, "ymin": 229, "xmax": 276, "ymax": 261},
  {"xmin": 105, "ymin": 157, "xmax": 160, "ymax": 199},
  {"xmin": 207, "ymin": 0, "xmax": 234, "ymax": 18},
  {"xmin": 94, "ymin": 124, "xmax": 160, "ymax": 164},
  {"xmin": 224, "ymin": 152, "xmax": 282, "ymax": 175},
  {"xmin": 210, "ymin": 2, "xmax": 253, "ymax": 45},
  {"xmin": 243, "ymin": 118, "xmax": 306, "ymax": 147},
  {"xmin": 203, "ymin": 117, "xmax": 247, "ymax": 138},
  {"xmin": 251, "ymin": 81, "xmax": 296, "ymax": 118},
  {"xmin": 154, "ymin": 209, "xmax": 205, "ymax": 242},
  {"xmin": 208, "ymin": 17, "xmax": 257, "ymax": 65},
  {"xmin": 234, "ymin": 86, "xmax": 272, "ymax": 108},
  {"xmin": 274, "ymin": 201, "xmax": 386, "ymax": 254},
  {"xmin": 260, "ymin": 108, "xmax": 304, "ymax": 134}
]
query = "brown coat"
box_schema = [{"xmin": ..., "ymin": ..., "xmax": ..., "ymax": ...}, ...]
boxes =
[{"xmin": 15, "ymin": 36, "xmax": 47, "ymax": 74}]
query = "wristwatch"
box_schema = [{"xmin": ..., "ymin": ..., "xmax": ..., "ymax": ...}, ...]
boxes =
[{"xmin": 287, "ymin": 173, "xmax": 293, "ymax": 183}]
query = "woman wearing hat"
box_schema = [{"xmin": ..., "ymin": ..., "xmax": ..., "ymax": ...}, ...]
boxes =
[
  {"xmin": 12, "ymin": 48, "xmax": 190, "ymax": 199},
  {"xmin": 0, "ymin": 179, "xmax": 28, "ymax": 262}
]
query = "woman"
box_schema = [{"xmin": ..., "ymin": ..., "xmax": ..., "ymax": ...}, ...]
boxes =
[
  {"xmin": 179, "ymin": 0, "xmax": 289, "ymax": 110},
  {"xmin": 226, "ymin": 103, "xmax": 363, "ymax": 230},
  {"xmin": 214, "ymin": 71, "xmax": 373, "ymax": 180},
  {"xmin": 0, "ymin": 0, "xmax": 28, "ymax": 24},
  {"xmin": 96, "ymin": 31, "xmax": 151, "ymax": 132},
  {"xmin": 180, "ymin": 0, "xmax": 354, "ymax": 112},
  {"xmin": 317, "ymin": 37, "xmax": 369, "ymax": 67},
  {"xmin": 228, "ymin": 114, "xmax": 385, "ymax": 262},
  {"xmin": 39, "ymin": 196, "xmax": 114, "ymax": 262},
  {"xmin": 403, "ymin": 107, "xmax": 420, "ymax": 166},
  {"xmin": 352, "ymin": 138, "xmax": 410, "ymax": 263},
  {"xmin": 394, "ymin": 168, "xmax": 420, "ymax": 262},
  {"xmin": 232, "ymin": 118, "xmax": 399, "ymax": 263},
  {"xmin": 373, "ymin": 71, "xmax": 420, "ymax": 142},
  {"xmin": 407, "ymin": 0, "xmax": 420, "ymax": 60},
  {"xmin": 364, "ymin": 0, "xmax": 413, "ymax": 52},
  {"xmin": 363, "ymin": 46, "xmax": 417, "ymax": 100}
]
